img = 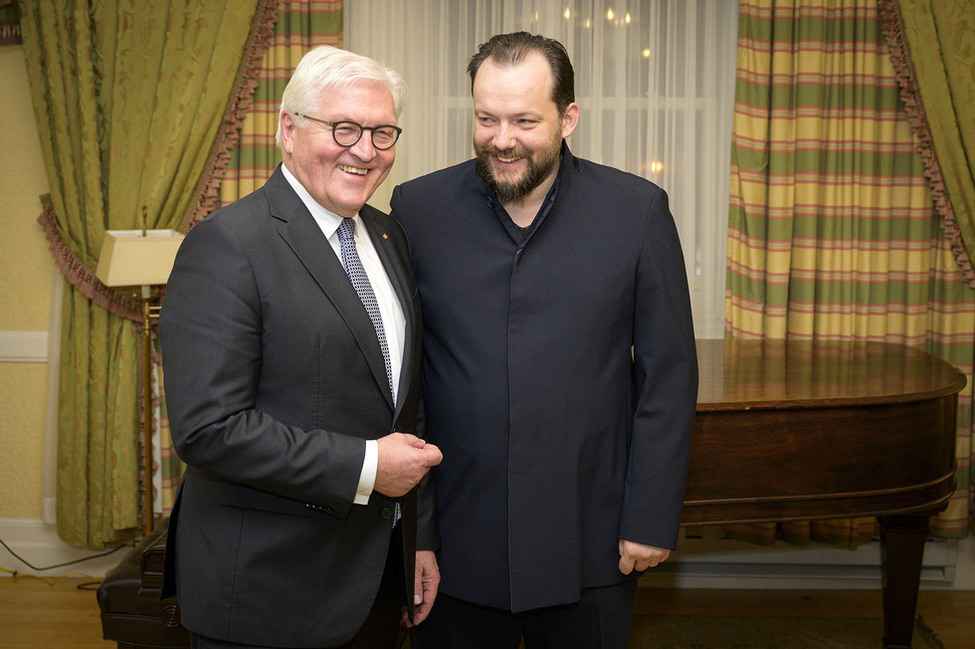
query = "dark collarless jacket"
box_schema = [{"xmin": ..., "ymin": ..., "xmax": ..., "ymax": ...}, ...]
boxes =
[
  {"xmin": 159, "ymin": 165, "xmax": 433, "ymax": 647},
  {"xmin": 390, "ymin": 144, "xmax": 698, "ymax": 613}
]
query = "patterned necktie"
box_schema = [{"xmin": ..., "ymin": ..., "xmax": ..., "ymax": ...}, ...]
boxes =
[
  {"xmin": 339, "ymin": 218, "xmax": 401, "ymax": 526},
  {"xmin": 337, "ymin": 218, "xmax": 395, "ymax": 401}
]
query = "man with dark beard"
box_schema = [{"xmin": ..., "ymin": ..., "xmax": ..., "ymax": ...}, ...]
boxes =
[{"xmin": 390, "ymin": 32, "xmax": 698, "ymax": 649}]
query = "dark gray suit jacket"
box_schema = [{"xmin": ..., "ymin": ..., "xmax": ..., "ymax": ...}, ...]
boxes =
[{"xmin": 159, "ymin": 166, "xmax": 431, "ymax": 647}]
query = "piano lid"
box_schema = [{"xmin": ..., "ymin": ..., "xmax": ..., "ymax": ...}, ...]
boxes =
[{"xmin": 695, "ymin": 339, "xmax": 966, "ymax": 412}]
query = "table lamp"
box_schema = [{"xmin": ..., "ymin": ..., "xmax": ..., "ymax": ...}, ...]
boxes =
[{"xmin": 95, "ymin": 219, "xmax": 184, "ymax": 534}]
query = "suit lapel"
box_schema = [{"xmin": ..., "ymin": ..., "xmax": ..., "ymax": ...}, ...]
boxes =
[{"xmin": 266, "ymin": 169, "xmax": 395, "ymax": 409}]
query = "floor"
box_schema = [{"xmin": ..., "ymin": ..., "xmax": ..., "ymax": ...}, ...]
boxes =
[{"xmin": 0, "ymin": 576, "xmax": 972, "ymax": 648}]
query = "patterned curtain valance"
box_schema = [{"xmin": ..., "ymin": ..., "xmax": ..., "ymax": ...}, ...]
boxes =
[{"xmin": 0, "ymin": 0, "xmax": 20, "ymax": 45}]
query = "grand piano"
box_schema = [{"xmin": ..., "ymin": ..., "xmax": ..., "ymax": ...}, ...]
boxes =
[{"xmin": 684, "ymin": 339, "xmax": 966, "ymax": 649}]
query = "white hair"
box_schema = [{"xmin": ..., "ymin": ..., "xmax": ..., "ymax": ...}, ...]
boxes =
[{"xmin": 275, "ymin": 45, "xmax": 407, "ymax": 148}]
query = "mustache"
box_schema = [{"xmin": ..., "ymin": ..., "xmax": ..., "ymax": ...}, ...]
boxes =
[{"xmin": 478, "ymin": 145, "xmax": 531, "ymax": 159}]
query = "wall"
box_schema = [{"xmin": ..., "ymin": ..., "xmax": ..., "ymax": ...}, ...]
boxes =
[{"xmin": 0, "ymin": 44, "xmax": 52, "ymax": 521}]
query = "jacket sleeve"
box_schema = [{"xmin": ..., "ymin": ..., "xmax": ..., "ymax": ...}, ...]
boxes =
[{"xmin": 618, "ymin": 186, "xmax": 699, "ymax": 549}]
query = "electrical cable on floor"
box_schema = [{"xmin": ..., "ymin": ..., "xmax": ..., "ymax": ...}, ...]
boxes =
[
  {"xmin": 0, "ymin": 565, "xmax": 103, "ymax": 588},
  {"xmin": 0, "ymin": 535, "xmax": 127, "ymax": 589}
]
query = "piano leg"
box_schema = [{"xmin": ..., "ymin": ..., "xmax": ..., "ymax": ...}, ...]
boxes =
[{"xmin": 879, "ymin": 514, "xmax": 930, "ymax": 649}]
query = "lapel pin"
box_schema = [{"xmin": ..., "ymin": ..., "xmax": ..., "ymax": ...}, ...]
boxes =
[{"xmin": 382, "ymin": 233, "xmax": 388, "ymax": 240}]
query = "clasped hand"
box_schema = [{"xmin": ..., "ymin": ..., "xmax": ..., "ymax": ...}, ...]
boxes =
[{"xmin": 374, "ymin": 432, "xmax": 442, "ymax": 497}]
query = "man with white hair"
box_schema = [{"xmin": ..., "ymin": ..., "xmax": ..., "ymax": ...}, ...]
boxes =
[{"xmin": 160, "ymin": 45, "xmax": 441, "ymax": 649}]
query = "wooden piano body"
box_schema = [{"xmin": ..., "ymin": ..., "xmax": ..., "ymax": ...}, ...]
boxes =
[{"xmin": 685, "ymin": 339, "xmax": 965, "ymax": 649}]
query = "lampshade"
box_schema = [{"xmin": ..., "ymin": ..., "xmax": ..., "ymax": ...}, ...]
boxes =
[{"xmin": 95, "ymin": 229, "xmax": 184, "ymax": 287}]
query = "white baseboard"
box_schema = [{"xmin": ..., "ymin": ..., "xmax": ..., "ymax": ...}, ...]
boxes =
[
  {"xmin": 0, "ymin": 518, "xmax": 131, "ymax": 578},
  {"xmin": 3, "ymin": 516, "xmax": 973, "ymax": 589},
  {"xmin": 639, "ymin": 533, "xmax": 975, "ymax": 591}
]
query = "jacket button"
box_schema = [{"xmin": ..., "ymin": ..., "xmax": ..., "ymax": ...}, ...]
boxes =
[{"xmin": 381, "ymin": 507, "xmax": 393, "ymax": 520}]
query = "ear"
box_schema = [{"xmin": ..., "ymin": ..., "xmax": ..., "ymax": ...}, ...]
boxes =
[
  {"xmin": 560, "ymin": 102, "xmax": 580, "ymax": 139},
  {"xmin": 279, "ymin": 111, "xmax": 297, "ymax": 155}
]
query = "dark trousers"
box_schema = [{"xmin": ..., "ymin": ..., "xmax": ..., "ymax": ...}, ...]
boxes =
[
  {"xmin": 191, "ymin": 531, "xmax": 403, "ymax": 649},
  {"xmin": 410, "ymin": 578, "xmax": 638, "ymax": 649}
]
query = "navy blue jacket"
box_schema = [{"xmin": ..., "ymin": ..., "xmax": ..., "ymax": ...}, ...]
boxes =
[{"xmin": 391, "ymin": 144, "xmax": 697, "ymax": 612}]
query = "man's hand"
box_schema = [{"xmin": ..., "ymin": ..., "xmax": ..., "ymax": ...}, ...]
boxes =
[
  {"xmin": 374, "ymin": 432, "xmax": 442, "ymax": 497},
  {"xmin": 403, "ymin": 550, "xmax": 440, "ymax": 627},
  {"xmin": 618, "ymin": 539, "xmax": 671, "ymax": 575}
]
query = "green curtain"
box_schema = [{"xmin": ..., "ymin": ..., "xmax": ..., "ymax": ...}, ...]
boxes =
[
  {"xmin": 19, "ymin": 0, "xmax": 275, "ymax": 547},
  {"xmin": 882, "ymin": 0, "xmax": 975, "ymax": 288},
  {"xmin": 725, "ymin": 0, "xmax": 975, "ymax": 545}
]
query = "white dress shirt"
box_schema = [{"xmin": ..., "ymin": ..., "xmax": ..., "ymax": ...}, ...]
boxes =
[{"xmin": 282, "ymin": 164, "xmax": 406, "ymax": 504}]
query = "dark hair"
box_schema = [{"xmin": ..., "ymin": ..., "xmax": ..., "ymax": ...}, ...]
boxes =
[{"xmin": 467, "ymin": 32, "xmax": 575, "ymax": 114}]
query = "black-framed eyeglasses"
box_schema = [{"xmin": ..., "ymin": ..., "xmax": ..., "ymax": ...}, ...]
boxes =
[{"xmin": 294, "ymin": 113, "xmax": 402, "ymax": 150}]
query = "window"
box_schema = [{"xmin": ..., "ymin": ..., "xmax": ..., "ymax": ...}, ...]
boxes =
[{"xmin": 348, "ymin": 0, "xmax": 738, "ymax": 337}]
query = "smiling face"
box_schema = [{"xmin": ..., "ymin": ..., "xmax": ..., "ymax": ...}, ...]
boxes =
[
  {"xmin": 472, "ymin": 51, "xmax": 578, "ymax": 205},
  {"xmin": 280, "ymin": 79, "xmax": 397, "ymax": 217}
]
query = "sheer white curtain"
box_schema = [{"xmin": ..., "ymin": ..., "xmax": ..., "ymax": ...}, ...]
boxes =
[{"xmin": 347, "ymin": 0, "xmax": 738, "ymax": 338}]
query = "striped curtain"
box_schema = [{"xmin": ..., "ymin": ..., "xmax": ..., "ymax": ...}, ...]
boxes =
[
  {"xmin": 725, "ymin": 0, "xmax": 974, "ymax": 544},
  {"xmin": 158, "ymin": 1, "xmax": 345, "ymax": 515},
  {"xmin": 211, "ymin": 0, "xmax": 344, "ymax": 215}
]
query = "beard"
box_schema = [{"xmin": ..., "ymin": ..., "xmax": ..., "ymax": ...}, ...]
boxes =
[{"xmin": 475, "ymin": 134, "xmax": 562, "ymax": 204}]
